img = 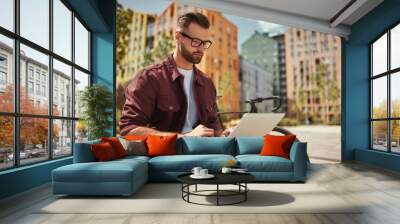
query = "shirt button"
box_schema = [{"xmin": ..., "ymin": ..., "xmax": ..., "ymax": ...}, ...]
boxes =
[{"xmin": 169, "ymin": 106, "xmax": 174, "ymax": 110}]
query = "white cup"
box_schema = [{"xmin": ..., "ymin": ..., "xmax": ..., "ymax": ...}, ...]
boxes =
[
  {"xmin": 221, "ymin": 167, "xmax": 232, "ymax": 174},
  {"xmin": 191, "ymin": 167, "xmax": 202, "ymax": 176},
  {"xmin": 200, "ymin": 169, "xmax": 208, "ymax": 176}
]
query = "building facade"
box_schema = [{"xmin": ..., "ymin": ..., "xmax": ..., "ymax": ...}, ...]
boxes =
[
  {"xmin": 118, "ymin": 11, "xmax": 156, "ymax": 86},
  {"xmin": 284, "ymin": 28, "xmax": 341, "ymax": 123},
  {"xmin": 272, "ymin": 33, "xmax": 288, "ymax": 113},
  {"xmin": 241, "ymin": 31, "xmax": 279, "ymax": 97},
  {"xmin": 0, "ymin": 41, "xmax": 74, "ymax": 153},
  {"xmin": 240, "ymin": 58, "xmax": 274, "ymax": 112}
]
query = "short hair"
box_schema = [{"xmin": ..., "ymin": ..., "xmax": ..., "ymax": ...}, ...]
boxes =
[{"xmin": 177, "ymin": 12, "xmax": 210, "ymax": 32}]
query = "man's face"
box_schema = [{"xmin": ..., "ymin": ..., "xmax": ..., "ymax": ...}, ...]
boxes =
[{"xmin": 176, "ymin": 23, "xmax": 210, "ymax": 64}]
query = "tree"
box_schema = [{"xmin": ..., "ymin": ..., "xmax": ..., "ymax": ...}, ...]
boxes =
[
  {"xmin": 0, "ymin": 84, "xmax": 58, "ymax": 150},
  {"xmin": 218, "ymin": 71, "xmax": 233, "ymax": 113},
  {"xmin": 295, "ymin": 87, "xmax": 308, "ymax": 123},
  {"xmin": 307, "ymin": 62, "xmax": 341, "ymax": 124},
  {"xmin": 116, "ymin": 3, "xmax": 134, "ymax": 79},
  {"xmin": 79, "ymin": 84, "xmax": 113, "ymax": 140},
  {"xmin": 141, "ymin": 33, "xmax": 175, "ymax": 67}
]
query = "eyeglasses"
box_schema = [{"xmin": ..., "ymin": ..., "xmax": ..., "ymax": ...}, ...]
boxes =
[{"xmin": 179, "ymin": 32, "xmax": 213, "ymax": 49}]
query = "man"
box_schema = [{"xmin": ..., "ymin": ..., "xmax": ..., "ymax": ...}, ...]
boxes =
[{"xmin": 119, "ymin": 12, "xmax": 231, "ymax": 137}]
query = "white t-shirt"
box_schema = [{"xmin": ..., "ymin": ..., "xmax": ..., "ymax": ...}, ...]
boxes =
[{"xmin": 177, "ymin": 67, "xmax": 199, "ymax": 133}]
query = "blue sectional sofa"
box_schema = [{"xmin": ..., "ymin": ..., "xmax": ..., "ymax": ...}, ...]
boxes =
[{"xmin": 52, "ymin": 137, "xmax": 308, "ymax": 196}]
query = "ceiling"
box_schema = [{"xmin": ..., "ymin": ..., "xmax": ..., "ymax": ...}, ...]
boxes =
[{"xmin": 185, "ymin": 0, "xmax": 384, "ymax": 38}]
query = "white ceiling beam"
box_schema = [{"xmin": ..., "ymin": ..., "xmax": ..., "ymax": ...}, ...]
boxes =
[
  {"xmin": 330, "ymin": 0, "xmax": 368, "ymax": 27},
  {"xmin": 184, "ymin": 0, "xmax": 351, "ymax": 38}
]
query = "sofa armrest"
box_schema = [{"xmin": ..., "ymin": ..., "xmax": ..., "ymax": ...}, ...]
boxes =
[
  {"xmin": 289, "ymin": 141, "xmax": 308, "ymax": 181},
  {"xmin": 73, "ymin": 140, "xmax": 100, "ymax": 163}
]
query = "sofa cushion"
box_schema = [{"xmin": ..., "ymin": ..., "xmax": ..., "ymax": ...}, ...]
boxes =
[
  {"xmin": 236, "ymin": 155, "xmax": 293, "ymax": 172},
  {"xmin": 118, "ymin": 137, "xmax": 147, "ymax": 156},
  {"xmin": 235, "ymin": 137, "xmax": 263, "ymax": 155},
  {"xmin": 148, "ymin": 154, "xmax": 235, "ymax": 172},
  {"xmin": 147, "ymin": 134, "xmax": 178, "ymax": 157},
  {"xmin": 260, "ymin": 134, "xmax": 296, "ymax": 159},
  {"xmin": 101, "ymin": 137, "xmax": 127, "ymax": 158},
  {"xmin": 177, "ymin": 137, "xmax": 236, "ymax": 155},
  {"xmin": 91, "ymin": 142, "xmax": 118, "ymax": 161},
  {"xmin": 73, "ymin": 139, "xmax": 100, "ymax": 163},
  {"xmin": 52, "ymin": 158, "xmax": 147, "ymax": 183}
]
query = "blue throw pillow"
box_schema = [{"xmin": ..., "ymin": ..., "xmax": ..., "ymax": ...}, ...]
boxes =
[
  {"xmin": 73, "ymin": 139, "xmax": 101, "ymax": 163},
  {"xmin": 177, "ymin": 137, "xmax": 236, "ymax": 155},
  {"xmin": 235, "ymin": 137, "xmax": 264, "ymax": 155}
]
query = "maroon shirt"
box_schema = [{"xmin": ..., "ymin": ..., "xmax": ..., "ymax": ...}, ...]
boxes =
[{"xmin": 119, "ymin": 55, "xmax": 222, "ymax": 136}]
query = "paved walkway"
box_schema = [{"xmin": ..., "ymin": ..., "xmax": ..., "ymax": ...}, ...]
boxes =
[{"xmin": 282, "ymin": 125, "xmax": 341, "ymax": 164}]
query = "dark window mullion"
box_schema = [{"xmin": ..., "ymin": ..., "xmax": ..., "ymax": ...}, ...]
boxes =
[
  {"xmin": 370, "ymin": 45, "xmax": 373, "ymax": 149},
  {"xmin": 13, "ymin": 0, "xmax": 20, "ymax": 167},
  {"xmin": 388, "ymin": 29, "xmax": 391, "ymax": 152},
  {"xmin": 71, "ymin": 10, "xmax": 76, "ymax": 155},
  {"xmin": 49, "ymin": 0, "xmax": 54, "ymax": 160}
]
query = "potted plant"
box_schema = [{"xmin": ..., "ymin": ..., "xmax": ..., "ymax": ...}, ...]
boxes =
[{"xmin": 79, "ymin": 84, "xmax": 113, "ymax": 140}]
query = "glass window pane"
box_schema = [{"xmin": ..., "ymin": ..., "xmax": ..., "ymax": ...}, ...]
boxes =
[
  {"xmin": 391, "ymin": 72, "xmax": 400, "ymax": 118},
  {"xmin": 391, "ymin": 24, "xmax": 400, "ymax": 70},
  {"xmin": 53, "ymin": 0, "xmax": 72, "ymax": 60},
  {"xmin": 53, "ymin": 119, "xmax": 72, "ymax": 157},
  {"xmin": 372, "ymin": 33, "xmax": 387, "ymax": 76},
  {"xmin": 372, "ymin": 76, "xmax": 387, "ymax": 119},
  {"xmin": 20, "ymin": 44, "xmax": 49, "ymax": 115},
  {"xmin": 0, "ymin": 116, "xmax": 14, "ymax": 170},
  {"xmin": 75, "ymin": 17, "xmax": 89, "ymax": 70},
  {"xmin": 372, "ymin": 121, "xmax": 388, "ymax": 151},
  {"xmin": 74, "ymin": 69, "xmax": 89, "ymax": 118},
  {"xmin": 75, "ymin": 120, "xmax": 88, "ymax": 143},
  {"xmin": 0, "ymin": 0, "xmax": 14, "ymax": 31},
  {"xmin": 53, "ymin": 59, "xmax": 72, "ymax": 117},
  {"xmin": 392, "ymin": 120, "xmax": 400, "ymax": 153},
  {"xmin": 20, "ymin": 117, "xmax": 49, "ymax": 165},
  {"xmin": 0, "ymin": 34, "xmax": 14, "ymax": 112},
  {"xmin": 20, "ymin": 0, "xmax": 49, "ymax": 49}
]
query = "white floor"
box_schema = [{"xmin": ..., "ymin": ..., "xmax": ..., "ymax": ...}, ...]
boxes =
[{"xmin": 1, "ymin": 162, "xmax": 400, "ymax": 224}]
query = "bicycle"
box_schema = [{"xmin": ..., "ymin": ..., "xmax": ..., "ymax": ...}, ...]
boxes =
[{"xmin": 216, "ymin": 96, "xmax": 294, "ymax": 136}]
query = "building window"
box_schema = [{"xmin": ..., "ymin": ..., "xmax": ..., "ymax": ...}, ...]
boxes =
[
  {"xmin": 370, "ymin": 23, "xmax": 400, "ymax": 153},
  {"xmin": 0, "ymin": 0, "xmax": 91, "ymax": 170},
  {"xmin": 28, "ymin": 67, "xmax": 34, "ymax": 80},
  {"xmin": 0, "ymin": 71, "xmax": 7, "ymax": 85},
  {"xmin": 28, "ymin": 81, "xmax": 34, "ymax": 94}
]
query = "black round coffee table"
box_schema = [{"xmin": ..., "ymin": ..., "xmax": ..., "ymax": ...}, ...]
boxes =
[{"xmin": 177, "ymin": 172, "xmax": 255, "ymax": 206}]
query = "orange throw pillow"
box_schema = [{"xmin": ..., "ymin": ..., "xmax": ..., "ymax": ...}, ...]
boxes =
[
  {"xmin": 260, "ymin": 134, "xmax": 296, "ymax": 159},
  {"xmin": 91, "ymin": 142, "xmax": 117, "ymax": 162},
  {"xmin": 101, "ymin": 137, "xmax": 126, "ymax": 158},
  {"xmin": 123, "ymin": 135, "xmax": 148, "ymax": 141},
  {"xmin": 146, "ymin": 134, "xmax": 177, "ymax": 157}
]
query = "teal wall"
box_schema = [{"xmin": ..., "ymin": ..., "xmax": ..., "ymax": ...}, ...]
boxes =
[
  {"xmin": 0, "ymin": 0, "xmax": 116, "ymax": 200},
  {"xmin": 343, "ymin": 0, "xmax": 400, "ymax": 171}
]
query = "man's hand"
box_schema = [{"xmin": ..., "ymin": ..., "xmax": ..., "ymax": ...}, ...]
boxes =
[
  {"xmin": 220, "ymin": 127, "xmax": 235, "ymax": 137},
  {"xmin": 183, "ymin": 124, "xmax": 215, "ymax": 137}
]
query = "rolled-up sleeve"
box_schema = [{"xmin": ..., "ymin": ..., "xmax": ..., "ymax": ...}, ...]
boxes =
[{"xmin": 119, "ymin": 70, "xmax": 157, "ymax": 135}]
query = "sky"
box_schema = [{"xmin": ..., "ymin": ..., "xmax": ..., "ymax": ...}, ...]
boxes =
[
  {"xmin": 117, "ymin": 0, "xmax": 284, "ymax": 52},
  {"xmin": 0, "ymin": 0, "xmax": 89, "ymax": 74}
]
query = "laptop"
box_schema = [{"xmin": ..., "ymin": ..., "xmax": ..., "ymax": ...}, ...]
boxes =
[{"xmin": 228, "ymin": 113, "xmax": 285, "ymax": 137}]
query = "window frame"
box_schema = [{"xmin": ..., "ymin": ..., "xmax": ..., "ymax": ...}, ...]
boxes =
[
  {"xmin": 369, "ymin": 20, "xmax": 400, "ymax": 154},
  {"xmin": 0, "ymin": 0, "xmax": 92, "ymax": 171}
]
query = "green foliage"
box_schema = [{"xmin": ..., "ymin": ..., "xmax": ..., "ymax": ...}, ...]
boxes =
[
  {"xmin": 79, "ymin": 84, "xmax": 113, "ymax": 140},
  {"xmin": 278, "ymin": 117, "xmax": 299, "ymax": 126},
  {"xmin": 141, "ymin": 33, "xmax": 175, "ymax": 67},
  {"xmin": 116, "ymin": 3, "xmax": 134, "ymax": 79},
  {"xmin": 295, "ymin": 62, "xmax": 341, "ymax": 125},
  {"xmin": 218, "ymin": 71, "xmax": 233, "ymax": 112}
]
